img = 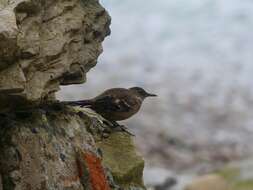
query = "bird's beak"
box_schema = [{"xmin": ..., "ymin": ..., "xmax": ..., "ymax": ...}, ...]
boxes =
[{"xmin": 146, "ymin": 93, "xmax": 157, "ymax": 97}]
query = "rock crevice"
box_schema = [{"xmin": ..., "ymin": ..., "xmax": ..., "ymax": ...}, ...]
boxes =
[{"xmin": 0, "ymin": 0, "xmax": 146, "ymax": 189}]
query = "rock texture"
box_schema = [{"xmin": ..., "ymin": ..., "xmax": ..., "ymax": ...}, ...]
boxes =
[
  {"xmin": 0, "ymin": 106, "xmax": 145, "ymax": 190},
  {"xmin": 97, "ymin": 134, "xmax": 145, "ymax": 189},
  {"xmin": 0, "ymin": 0, "xmax": 110, "ymax": 108},
  {"xmin": 184, "ymin": 175, "xmax": 231, "ymax": 190},
  {"xmin": 0, "ymin": 0, "xmax": 146, "ymax": 189}
]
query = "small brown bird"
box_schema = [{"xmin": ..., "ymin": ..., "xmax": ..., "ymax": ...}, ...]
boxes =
[{"xmin": 63, "ymin": 87, "xmax": 157, "ymax": 134}]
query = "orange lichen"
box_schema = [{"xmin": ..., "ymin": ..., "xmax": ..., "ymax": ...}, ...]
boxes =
[
  {"xmin": 83, "ymin": 152, "xmax": 111, "ymax": 190},
  {"xmin": 60, "ymin": 151, "xmax": 111, "ymax": 189}
]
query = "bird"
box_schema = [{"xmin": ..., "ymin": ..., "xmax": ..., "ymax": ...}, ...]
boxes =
[{"xmin": 63, "ymin": 87, "xmax": 157, "ymax": 135}]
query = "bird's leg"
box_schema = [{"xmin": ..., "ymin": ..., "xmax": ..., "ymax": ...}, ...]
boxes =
[
  {"xmin": 102, "ymin": 120, "xmax": 134, "ymax": 136},
  {"xmin": 109, "ymin": 121, "xmax": 135, "ymax": 136},
  {"xmin": 87, "ymin": 117, "xmax": 112, "ymax": 139}
]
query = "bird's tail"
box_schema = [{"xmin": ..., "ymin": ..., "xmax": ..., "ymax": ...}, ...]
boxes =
[{"xmin": 62, "ymin": 99, "xmax": 93, "ymax": 107}]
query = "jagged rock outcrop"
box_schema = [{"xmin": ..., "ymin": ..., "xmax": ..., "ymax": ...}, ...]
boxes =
[
  {"xmin": 0, "ymin": 106, "xmax": 145, "ymax": 190},
  {"xmin": 0, "ymin": 0, "xmax": 146, "ymax": 189},
  {"xmin": 0, "ymin": 0, "xmax": 110, "ymax": 109}
]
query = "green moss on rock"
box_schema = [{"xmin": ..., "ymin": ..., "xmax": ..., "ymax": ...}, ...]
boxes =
[
  {"xmin": 0, "ymin": 106, "xmax": 146, "ymax": 190},
  {"xmin": 97, "ymin": 133, "xmax": 145, "ymax": 189}
]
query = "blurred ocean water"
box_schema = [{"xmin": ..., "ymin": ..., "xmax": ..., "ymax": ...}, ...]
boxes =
[
  {"xmin": 61, "ymin": 0, "xmax": 253, "ymax": 95},
  {"xmin": 58, "ymin": 0, "xmax": 253, "ymax": 171}
]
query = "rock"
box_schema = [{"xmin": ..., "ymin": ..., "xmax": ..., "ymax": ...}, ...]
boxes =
[
  {"xmin": 0, "ymin": 1, "xmax": 147, "ymax": 189},
  {"xmin": 0, "ymin": 174, "xmax": 2, "ymax": 190},
  {"xmin": 217, "ymin": 159, "xmax": 253, "ymax": 190},
  {"xmin": 0, "ymin": 64, "xmax": 26, "ymax": 94},
  {"xmin": 0, "ymin": 6, "xmax": 18, "ymax": 69},
  {"xmin": 97, "ymin": 133, "xmax": 145, "ymax": 189},
  {"xmin": 153, "ymin": 177, "xmax": 177, "ymax": 190},
  {"xmin": 184, "ymin": 174, "xmax": 231, "ymax": 190},
  {"xmin": 0, "ymin": 0, "xmax": 147, "ymax": 189},
  {"xmin": 0, "ymin": 106, "xmax": 145, "ymax": 190},
  {"xmin": 144, "ymin": 167, "xmax": 177, "ymax": 190},
  {"xmin": 0, "ymin": 0, "xmax": 110, "ymax": 106}
]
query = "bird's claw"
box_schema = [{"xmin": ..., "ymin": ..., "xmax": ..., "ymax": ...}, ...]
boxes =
[
  {"xmin": 107, "ymin": 121, "xmax": 135, "ymax": 136},
  {"xmin": 101, "ymin": 120, "xmax": 135, "ymax": 136},
  {"xmin": 117, "ymin": 125, "xmax": 135, "ymax": 136}
]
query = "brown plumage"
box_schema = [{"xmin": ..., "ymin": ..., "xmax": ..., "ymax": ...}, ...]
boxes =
[{"xmin": 63, "ymin": 87, "xmax": 157, "ymax": 121}]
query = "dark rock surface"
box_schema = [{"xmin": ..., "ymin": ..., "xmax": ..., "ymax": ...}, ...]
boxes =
[{"xmin": 0, "ymin": 106, "xmax": 145, "ymax": 190}]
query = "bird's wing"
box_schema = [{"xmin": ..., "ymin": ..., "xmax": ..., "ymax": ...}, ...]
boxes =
[{"xmin": 93, "ymin": 95, "xmax": 132, "ymax": 113}]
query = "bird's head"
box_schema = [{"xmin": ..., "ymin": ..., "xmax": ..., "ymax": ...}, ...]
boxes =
[{"xmin": 129, "ymin": 87, "xmax": 157, "ymax": 99}]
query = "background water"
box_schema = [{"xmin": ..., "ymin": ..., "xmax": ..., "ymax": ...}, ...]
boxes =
[{"xmin": 58, "ymin": 0, "xmax": 253, "ymax": 187}]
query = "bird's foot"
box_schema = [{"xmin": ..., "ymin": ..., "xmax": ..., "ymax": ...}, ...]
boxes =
[
  {"xmin": 117, "ymin": 124, "xmax": 135, "ymax": 136},
  {"xmin": 103, "ymin": 121, "xmax": 135, "ymax": 136},
  {"xmin": 86, "ymin": 117, "xmax": 113, "ymax": 139}
]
